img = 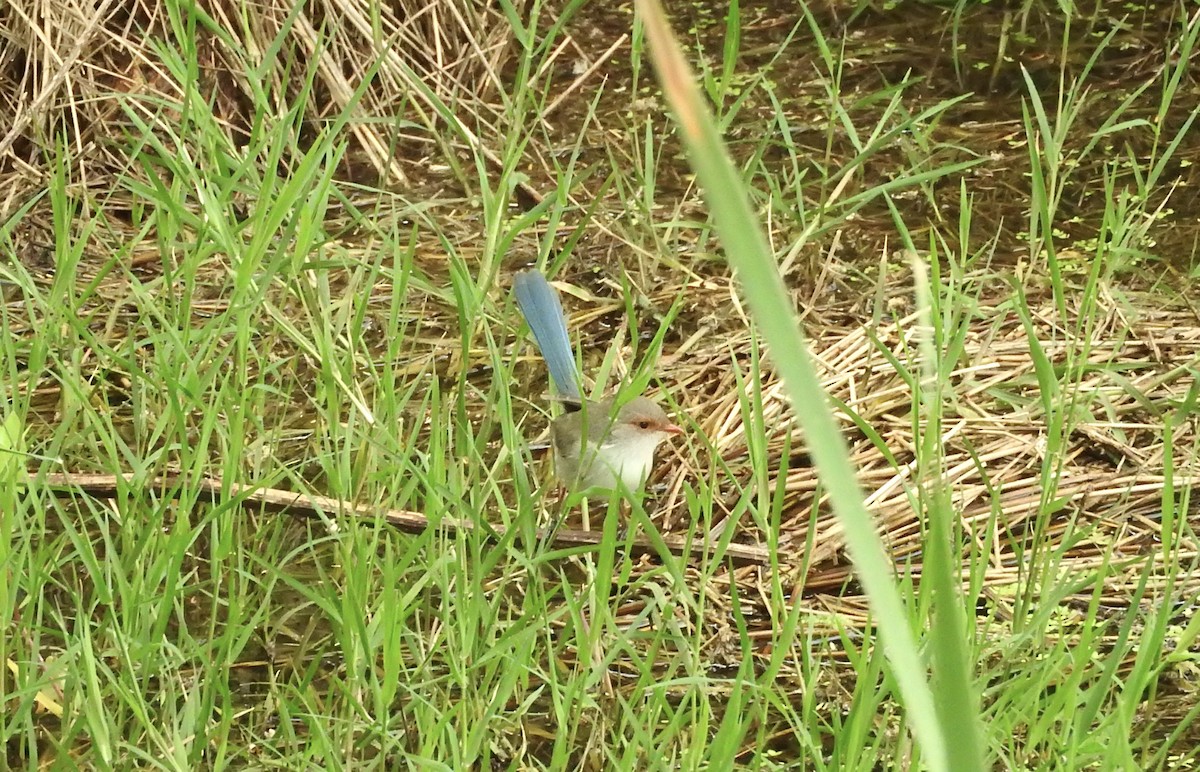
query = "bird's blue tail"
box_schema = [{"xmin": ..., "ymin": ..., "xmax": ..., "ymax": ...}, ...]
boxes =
[{"xmin": 513, "ymin": 270, "xmax": 582, "ymax": 400}]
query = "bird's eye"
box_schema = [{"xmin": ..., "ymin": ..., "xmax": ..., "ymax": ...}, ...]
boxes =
[{"xmin": 637, "ymin": 420, "xmax": 651, "ymax": 430}]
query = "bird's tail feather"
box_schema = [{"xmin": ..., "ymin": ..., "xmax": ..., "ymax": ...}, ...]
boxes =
[{"xmin": 513, "ymin": 270, "xmax": 582, "ymax": 400}]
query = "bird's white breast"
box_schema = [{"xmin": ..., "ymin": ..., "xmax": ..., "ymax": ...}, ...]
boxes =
[{"xmin": 592, "ymin": 430, "xmax": 660, "ymax": 490}]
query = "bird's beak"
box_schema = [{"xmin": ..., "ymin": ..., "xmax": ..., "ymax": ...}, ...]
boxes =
[{"xmin": 664, "ymin": 423, "xmax": 684, "ymax": 436}]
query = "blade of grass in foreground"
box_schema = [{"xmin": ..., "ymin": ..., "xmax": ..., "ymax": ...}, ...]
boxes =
[{"xmin": 634, "ymin": 0, "xmax": 981, "ymax": 768}]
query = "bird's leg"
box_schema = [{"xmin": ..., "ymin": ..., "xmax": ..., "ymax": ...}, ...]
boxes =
[
  {"xmin": 581, "ymin": 496, "xmax": 594, "ymax": 533},
  {"xmin": 542, "ymin": 482, "xmax": 572, "ymax": 538},
  {"xmin": 615, "ymin": 497, "xmax": 633, "ymax": 543}
]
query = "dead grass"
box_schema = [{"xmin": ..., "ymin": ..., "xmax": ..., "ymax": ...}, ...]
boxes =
[
  {"xmin": 536, "ymin": 260, "xmax": 1200, "ymax": 630},
  {"xmin": 0, "ymin": 0, "xmax": 517, "ymax": 191}
]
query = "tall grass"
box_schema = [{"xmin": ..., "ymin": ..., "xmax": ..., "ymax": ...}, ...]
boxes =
[{"xmin": 1, "ymin": 0, "xmax": 1198, "ymax": 768}]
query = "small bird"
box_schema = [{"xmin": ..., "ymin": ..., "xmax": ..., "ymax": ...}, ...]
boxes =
[{"xmin": 513, "ymin": 269, "xmax": 682, "ymax": 496}]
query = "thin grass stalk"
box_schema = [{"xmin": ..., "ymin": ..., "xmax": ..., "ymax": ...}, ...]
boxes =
[{"xmin": 635, "ymin": 0, "xmax": 962, "ymax": 767}]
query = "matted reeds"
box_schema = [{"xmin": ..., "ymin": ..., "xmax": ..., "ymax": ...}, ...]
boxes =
[{"xmin": 627, "ymin": 271, "xmax": 1200, "ymax": 635}]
